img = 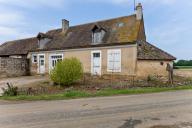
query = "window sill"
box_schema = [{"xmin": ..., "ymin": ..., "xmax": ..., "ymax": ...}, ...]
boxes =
[{"xmin": 107, "ymin": 70, "xmax": 121, "ymax": 73}]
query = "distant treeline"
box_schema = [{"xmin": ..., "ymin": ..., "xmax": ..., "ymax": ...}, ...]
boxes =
[{"xmin": 174, "ymin": 60, "xmax": 192, "ymax": 66}]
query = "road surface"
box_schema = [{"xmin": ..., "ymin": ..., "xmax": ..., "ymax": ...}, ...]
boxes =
[{"xmin": 0, "ymin": 90, "xmax": 192, "ymax": 128}]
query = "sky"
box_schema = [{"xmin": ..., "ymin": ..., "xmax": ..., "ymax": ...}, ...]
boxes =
[{"xmin": 0, "ymin": 0, "xmax": 192, "ymax": 60}]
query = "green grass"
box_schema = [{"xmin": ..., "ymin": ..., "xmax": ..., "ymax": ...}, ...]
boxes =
[
  {"xmin": 1, "ymin": 85, "xmax": 192, "ymax": 101},
  {"xmin": 174, "ymin": 66, "xmax": 192, "ymax": 69}
]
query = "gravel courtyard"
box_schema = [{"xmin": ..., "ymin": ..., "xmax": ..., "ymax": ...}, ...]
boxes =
[{"xmin": 0, "ymin": 76, "xmax": 48, "ymax": 95}]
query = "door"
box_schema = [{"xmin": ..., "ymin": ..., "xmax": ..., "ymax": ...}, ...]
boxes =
[
  {"xmin": 38, "ymin": 54, "xmax": 45, "ymax": 74},
  {"xmin": 91, "ymin": 51, "xmax": 101, "ymax": 75}
]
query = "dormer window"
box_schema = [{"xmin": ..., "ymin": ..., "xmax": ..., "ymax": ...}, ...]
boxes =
[
  {"xmin": 92, "ymin": 25, "xmax": 106, "ymax": 44},
  {"xmin": 37, "ymin": 33, "xmax": 52, "ymax": 49}
]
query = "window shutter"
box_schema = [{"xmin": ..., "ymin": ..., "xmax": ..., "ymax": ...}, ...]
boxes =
[
  {"xmin": 113, "ymin": 50, "xmax": 121, "ymax": 72},
  {"xmin": 108, "ymin": 52, "xmax": 114, "ymax": 71},
  {"xmin": 107, "ymin": 49, "xmax": 121, "ymax": 72}
]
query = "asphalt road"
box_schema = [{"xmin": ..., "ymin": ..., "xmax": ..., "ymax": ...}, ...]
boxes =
[{"xmin": 0, "ymin": 90, "xmax": 192, "ymax": 128}]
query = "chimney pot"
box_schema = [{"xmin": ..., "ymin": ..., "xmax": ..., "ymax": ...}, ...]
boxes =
[{"xmin": 62, "ymin": 19, "xmax": 69, "ymax": 32}]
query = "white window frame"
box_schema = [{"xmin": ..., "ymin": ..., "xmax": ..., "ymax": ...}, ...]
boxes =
[
  {"xmin": 107, "ymin": 49, "xmax": 121, "ymax": 73},
  {"xmin": 32, "ymin": 54, "xmax": 37, "ymax": 63},
  {"xmin": 91, "ymin": 50, "xmax": 102, "ymax": 76},
  {"xmin": 92, "ymin": 30, "xmax": 105, "ymax": 44},
  {"xmin": 49, "ymin": 53, "xmax": 64, "ymax": 72}
]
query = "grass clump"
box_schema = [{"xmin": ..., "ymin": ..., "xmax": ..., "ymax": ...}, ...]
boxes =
[{"xmin": 1, "ymin": 83, "xmax": 18, "ymax": 96}]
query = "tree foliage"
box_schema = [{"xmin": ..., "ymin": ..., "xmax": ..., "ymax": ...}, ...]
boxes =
[
  {"xmin": 174, "ymin": 60, "xmax": 192, "ymax": 66},
  {"xmin": 50, "ymin": 58, "xmax": 83, "ymax": 86}
]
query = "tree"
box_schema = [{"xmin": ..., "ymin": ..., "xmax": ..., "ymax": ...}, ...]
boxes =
[{"xmin": 174, "ymin": 60, "xmax": 192, "ymax": 66}]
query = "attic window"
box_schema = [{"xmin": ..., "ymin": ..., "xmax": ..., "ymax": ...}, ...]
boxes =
[
  {"xmin": 116, "ymin": 22, "xmax": 125, "ymax": 28},
  {"xmin": 37, "ymin": 33, "xmax": 52, "ymax": 49},
  {"xmin": 92, "ymin": 26, "xmax": 105, "ymax": 44}
]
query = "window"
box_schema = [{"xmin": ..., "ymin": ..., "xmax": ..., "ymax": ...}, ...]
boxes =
[
  {"xmin": 93, "ymin": 53, "xmax": 100, "ymax": 58},
  {"xmin": 116, "ymin": 22, "xmax": 125, "ymax": 28},
  {"xmin": 32, "ymin": 54, "xmax": 37, "ymax": 63},
  {"xmin": 49, "ymin": 54, "xmax": 63, "ymax": 70},
  {"xmin": 107, "ymin": 49, "xmax": 121, "ymax": 72},
  {"xmin": 92, "ymin": 30, "xmax": 105, "ymax": 44}
]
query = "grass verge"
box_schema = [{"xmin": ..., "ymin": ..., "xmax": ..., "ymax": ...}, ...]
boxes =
[
  {"xmin": 174, "ymin": 66, "xmax": 192, "ymax": 69},
  {"xmin": 0, "ymin": 85, "xmax": 192, "ymax": 101}
]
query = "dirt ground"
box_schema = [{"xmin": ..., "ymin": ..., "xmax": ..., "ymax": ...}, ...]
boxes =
[
  {"xmin": 174, "ymin": 69, "xmax": 192, "ymax": 78},
  {"xmin": 0, "ymin": 76, "xmax": 48, "ymax": 95}
]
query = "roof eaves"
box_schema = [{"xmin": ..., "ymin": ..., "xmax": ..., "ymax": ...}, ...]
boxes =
[{"xmin": 29, "ymin": 41, "xmax": 137, "ymax": 52}]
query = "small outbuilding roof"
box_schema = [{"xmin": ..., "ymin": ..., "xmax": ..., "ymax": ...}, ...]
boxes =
[
  {"xmin": 0, "ymin": 37, "xmax": 38, "ymax": 56},
  {"xmin": 138, "ymin": 41, "xmax": 176, "ymax": 60}
]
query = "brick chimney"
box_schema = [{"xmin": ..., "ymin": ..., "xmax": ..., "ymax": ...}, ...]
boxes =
[
  {"xmin": 62, "ymin": 19, "xmax": 69, "ymax": 32},
  {"xmin": 136, "ymin": 3, "xmax": 143, "ymax": 20}
]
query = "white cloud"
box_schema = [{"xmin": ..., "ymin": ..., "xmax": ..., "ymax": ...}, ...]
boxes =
[
  {"xmin": 88, "ymin": 0, "xmax": 129, "ymax": 4},
  {"xmin": 0, "ymin": 0, "xmax": 66, "ymax": 43},
  {"xmin": 0, "ymin": 26, "xmax": 19, "ymax": 36},
  {"xmin": 0, "ymin": 26, "xmax": 33, "ymax": 44},
  {"xmin": 85, "ymin": 0, "xmax": 192, "ymax": 8},
  {"xmin": 0, "ymin": 11, "xmax": 26, "ymax": 27},
  {"xmin": 142, "ymin": 0, "xmax": 176, "ymax": 5},
  {"xmin": 0, "ymin": 6, "xmax": 30, "ymax": 43},
  {"xmin": 82, "ymin": 0, "xmax": 175, "ymax": 5},
  {"xmin": 0, "ymin": 0, "xmax": 68, "ymax": 8}
]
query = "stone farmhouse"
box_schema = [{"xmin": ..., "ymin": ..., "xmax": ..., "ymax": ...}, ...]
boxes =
[{"xmin": 0, "ymin": 3, "xmax": 176, "ymax": 78}]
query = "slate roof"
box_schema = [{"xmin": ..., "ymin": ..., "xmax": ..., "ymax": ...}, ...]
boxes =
[
  {"xmin": 42, "ymin": 14, "xmax": 140, "ymax": 50},
  {"xmin": 138, "ymin": 41, "xmax": 176, "ymax": 60},
  {"xmin": 0, "ymin": 37, "xmax": 38, "ymax": 56}
]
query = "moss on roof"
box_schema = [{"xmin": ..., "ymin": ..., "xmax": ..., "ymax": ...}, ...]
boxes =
[
  {"xmin": 0, "ymin": 37, "xmax": 38, "ymax": 56},
  {"xmin": 44, "ymin": 14, "xmax": 140, "ymax": 50}
]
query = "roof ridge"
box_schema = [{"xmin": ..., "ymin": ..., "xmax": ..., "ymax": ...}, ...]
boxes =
[
  {"xmin": 71, "ymin": 14, "xmax": 136, "ymax": 27},
  {"xmin": 47, "ymin": 14, "xmax": 136, "ymax": 33},
  {"xmin": 4, "ymin": 37, "xmax": 36, "ymax": 44}
]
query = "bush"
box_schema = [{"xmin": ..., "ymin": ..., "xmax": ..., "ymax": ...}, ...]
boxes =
[
  {"xmin": 2, "ymin": 83, "xmax": 18, "ymax": 96},
  {"xmin": 50, "ymin": 57, "xmax": 83, "ymax": 86},
  {"xmin": 147, "ymin": 75, "xmax": 157, "ymax": 82}
]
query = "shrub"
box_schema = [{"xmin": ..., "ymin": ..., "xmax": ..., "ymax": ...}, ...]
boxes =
[
  {"xmin": 50, "ymin": 57, "xmax": 83, "ymax": 86},
  {"xmin": 147, "ymin": 75, "xmax": 157, "ymax": 82},
  {"xmin": 2, "ymin": 83, "xmax": 18, "ymax": 96}
]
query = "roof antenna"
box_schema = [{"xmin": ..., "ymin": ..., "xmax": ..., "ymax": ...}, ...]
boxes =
[{"xmin": 134, "ymin": 0, "xmax": 136, "ymax": 11}]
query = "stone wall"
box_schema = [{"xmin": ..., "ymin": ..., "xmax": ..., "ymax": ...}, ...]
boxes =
[
  {"xmin": 0, "ymin": 57, "xmax": 29, "ymax": 77},
  {"xmin": 136, "ymin": 60, "xmax": 173, "ymax": 78}
]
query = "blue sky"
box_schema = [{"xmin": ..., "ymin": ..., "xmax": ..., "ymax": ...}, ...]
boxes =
[{"xmin": 0, "ymin": 0, "xmax": 191, "ymax": 60}]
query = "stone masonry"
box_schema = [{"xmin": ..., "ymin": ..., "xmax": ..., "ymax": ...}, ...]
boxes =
[{"xmin": 0, "ymin": 57, "xmax": 29, "ymax": 78}]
